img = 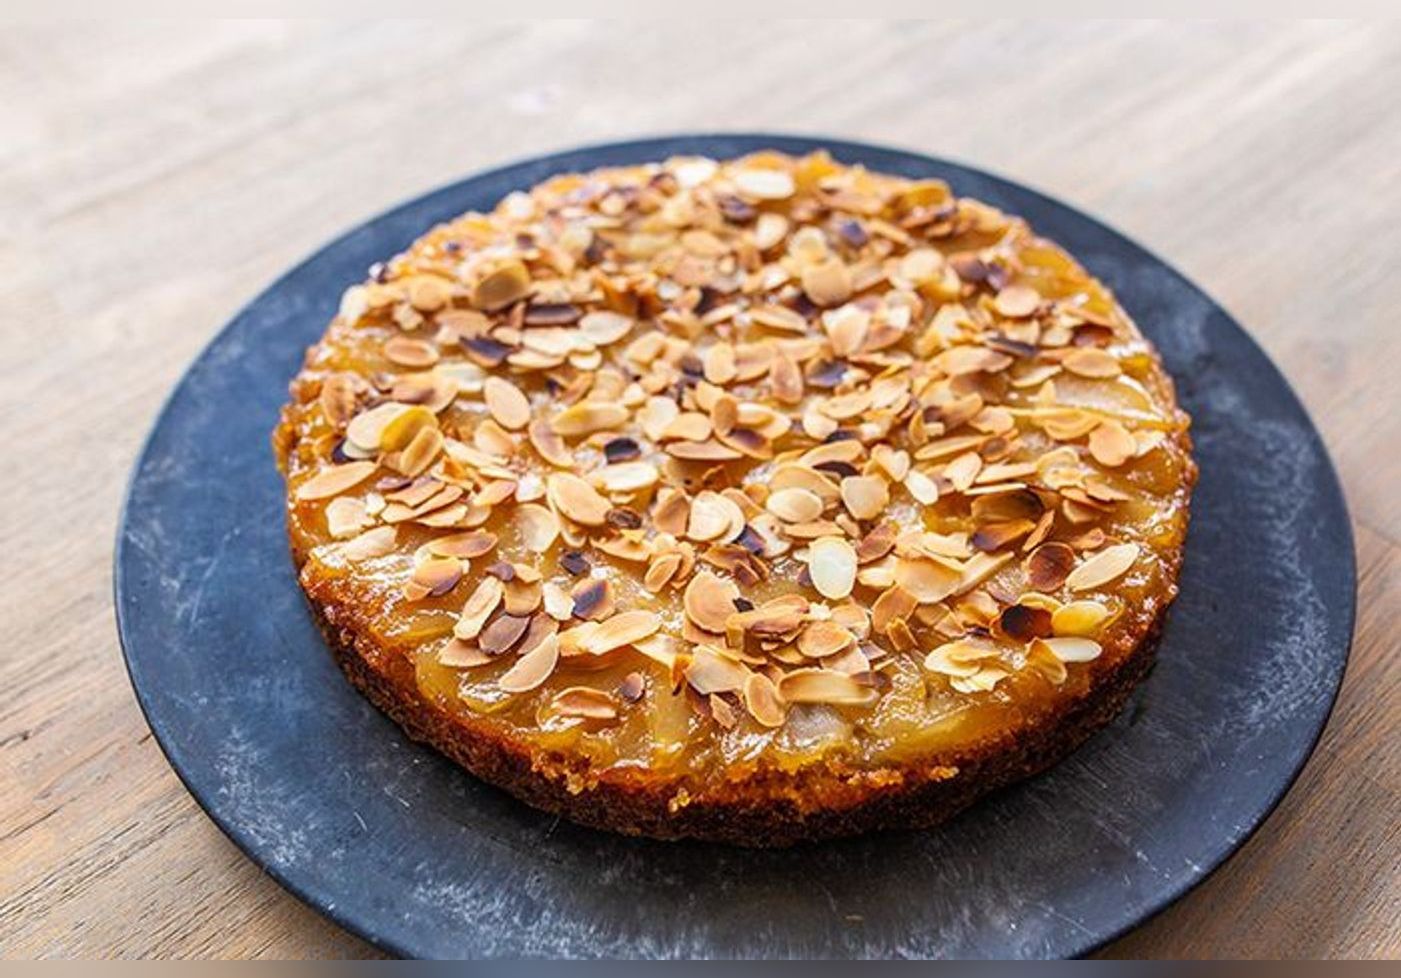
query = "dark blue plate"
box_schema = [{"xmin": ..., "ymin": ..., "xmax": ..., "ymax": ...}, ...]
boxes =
[{"xmin": 115, "ymin": 135, "xmax": 1355, "ymax": 959}]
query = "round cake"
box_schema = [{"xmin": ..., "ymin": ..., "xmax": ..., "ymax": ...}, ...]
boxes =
[{"xmin": 275, "ymin": 151, "xmax": 1195, "ymax": 846}]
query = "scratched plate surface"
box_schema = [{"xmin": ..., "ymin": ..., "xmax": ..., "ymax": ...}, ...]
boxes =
[{"xmin": 115, "ymin": 136, "xmax": 1355, "ymax": 959}]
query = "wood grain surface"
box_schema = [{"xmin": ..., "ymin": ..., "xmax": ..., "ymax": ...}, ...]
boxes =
[{"xmin": 0, "ymin": 20, "xmax": 1396, "ymax": 960}]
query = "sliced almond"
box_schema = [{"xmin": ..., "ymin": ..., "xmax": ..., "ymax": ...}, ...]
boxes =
[
  {"xmin": 797, "ymin": 620, "xmax": 855, "ymax": 659},
  {"xmin": 1052, "ymin": 600, "xmax": 1112, "ymax": 636},
  {"xmin": 1063, "ymin": 348, "xmax": 1122, "ymax": 378},
  {"xmin": 551, "ymin": 401, "xmax": 630, "ymax": 438},
  {"xmin": 339, "ymin": 525, "xmax": 397, "ymax": 561},
  {"xmin": 498, "ymin": 633, "xmax": 559, "ymax": 692},
  {"xmin": 808, "ymin": 537, "xmax": 857, "ymax": 600},
  {"xmin": 778, "ymin": 668, "xmax": 877, "ymax": 707},
  {"xmin": 1088, "ymin": 420, "xmax": 1136, "ymax": 467},
  {"xmin": 685, "ymin": 645, "xmax": 750, "ymax": 694},
  {"xmin": 547, "ymin": 472, "xmax": 611, "ymax": 526},
  {"xmin": 580, "ymin": 611, "xmax": 660, "ymax": 654},
  {"xmin": 840, "ymin": 476, "xmax": 889, "ymax": 521},
  {"xmin": 1034, "ymin": 636, "xmax": 1103, "ymax": 663},
  {"xmin": 994, "ymin": 285, "xmax": 1041, "ymax": 318},
  {"xmin": 296, "ymin": 461, "xmax": 377, "ymax": 501},
  {"xmin": 893, "ymin": 556, "xmax": 960, "ymax": 604},
  {"xmin": 546, "ymin": 686, "xmax": 618, "ymax": 721},
  {"xmin": 742, "ymin": 672, "xmax": 787, "ymax": 727},
  {"xmin": 684, "ymin": 571, "xmax": 740, "ymax": 633},
  {"xmin": 766, "ymin": 487, "xmax": 825, "ymax": 524},
  {"xmin": 454, "ymin": 577, "xmax": 504, "ymax": 640},
  {"xmin": 687, "ymin": 490, "xmax": 744, "ymax": 542},
  {"xmin": 483, "ymin": 377, "xmax": 531, "ymax": 430},
  {"xmin": 1065, "ymin": 543, "xmax": 1139, "ymax": 591}
]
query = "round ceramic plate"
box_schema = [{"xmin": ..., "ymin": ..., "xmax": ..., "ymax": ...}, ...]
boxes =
[{"xmin": 115, "ymin": 135, "xmax": 1355, "ymax": 959}]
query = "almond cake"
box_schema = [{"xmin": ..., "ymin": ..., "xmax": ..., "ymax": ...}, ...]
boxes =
[{"xmin": 274, "ymin": 151, "xmax": 1195, "ymax": 846}]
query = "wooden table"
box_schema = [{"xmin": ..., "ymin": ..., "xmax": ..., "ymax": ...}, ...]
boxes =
[{"xmin": 1, "ymin": 21, "xmax": 1396, "ymax": 959}]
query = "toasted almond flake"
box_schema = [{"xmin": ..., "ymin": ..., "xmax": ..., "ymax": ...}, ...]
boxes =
[
  {"xmin": 325, "ymin": 496, "xmax": 370, "ymax": 538},
  {"xmin": 547, "ymin": 472, "xmax": 611, "ymax": 526},
  {"xmin": 479, "ymin": 612, "xmax": 531, "ymax": 654},
  {"xmin": 576, "ymin": 310, "xmax": 634, "ymax": 346},
  {"xmin": 515, "ymin": 504, "xmax": 560, "ymax": 552},
  {"xmin": 593, "ymin": 461, "xmax": 659, "ymax": 494},
  {"xmin": 924, "ymin": 639, "xmax": 1000, "ymax": 678},
  {"xmin": 742, "ymin": 673, "xmax": 787, "ymax": 727},
  {"xmin": 384, "ymin": 336, "xmax": 440, "ymax": 369},
  {"xmin": 893, "ymin": 555, "xmax": 961, "ymax": 604},
  {"xmin": 1034, "ymin": 636, "xmax": 1103, "ymax": 663},
  {"xmin": 439, "ymin": 639, "xmax": 495, "ymax": 669},
  {"xmin": 551, "ymin": 401, "xmax": 630, "ymax": 438},
  {"xmin": 581, "ymin": 611, "xmax": 661, "ymax": 654},
  {"xmin": 409, "ymin": 556, "xmax": 462, "ymax": 598},
  {"xmin": 497, "ymin": 633, "xmax": 559, "ymax": 692},
  {"xmin": 766, "ymin": 487, "xmax": 825, "ymax": 523},
  {"xmin": 994, "ymin": 285, "xmax": 1041, "ymax": 318},
  {"xmin": 778, "ymin": 668, "xmax": 877, "ymax": 706},
  {"xmin": 798, "ymin": 620, "xmax": 855, "ymax": 659},
  {"xmin": 808, "ymin": 537, "xmax": 857, "ymax": 600},
  {"xmin": 733, "ymin": 167, "xmax": 795, "ymax": 200},
  {"xmin": 473, "ymin": 260, "xmax": 531, "ymax": 311},
  {"xmin": 660, "ymin": 412, "xmax": 713, "ymax": 442},
  {"xmin": 666, "ymin": 440, "xmax": 744, "ymax": 462},
  {"xmin": 319, "ymin": 373, "xmax": 361, "ymax": 427},
  {"xmin": 840, "ymin": 476, "xmax": 889, "ymax": 521},
  {"xmin": 1063, "ymin": 348, "xmax": 1122, "ymax": 378},
  {"xmin": 687, "ymin": 491, "xmax": 744, "ymax": 543},
  {"xmin": 528, "ymin": 419, "xmax": 574, "ymax": 468},
  {"xmin": 686, "ymin": 645, "xmax": 750, "ymax": 694},
  {"xmin": 1065, "ymin": 542, "xmax": 1139, "ymax": 591},
  {"xmin": 296, "ymin": 461, "xmax": 377, "ymax": 501},
  {"xmin": 1026, "ymin": 542, "xmax": 1076, "ymax": 591},
  {"xmin": 483, "ymin": 377, "xmax": 531, "ymax": 430},
  {"xmin": 905, "ymin": 469, "xmax": 940, "ymax": 505},
  {"xmin": 1088, "ymin": 420, "xmax": 1136, "ymax": 467},
  {"xmin": 454, "ymin": 577, "xmax": 504, "ymax": 640},
  {"xmin": 1052, "ymin": 600, "xmax": 1112, "ymax": 636},
  {"xmin": 542, "ymin": 581, "xmax": 574, "ymax": 621},
  {"xmin": 546, "ymin": 686, "xmax": 618, "ymax": 721},
  {"xmin": 684, "ymin": 571, "xmax": 740, "ymax": 633},
  {"xmin": 339, "ymin": 525, "xmax": 397, "ymax": 561},
  {"xmin": 802, "ymin": 259, "xmax": 853, "ymax": 308}
]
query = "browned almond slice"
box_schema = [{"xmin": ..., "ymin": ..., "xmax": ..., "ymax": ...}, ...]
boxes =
[
  {"xmin": 1051, "ymin": 600, "xmax": 1112, "ymax": 636},
  {"xmin": 1063, "ymin": 348, "xmax": 1122, "ymax": 378},
  {"xmin": 384, "ymin": 336, "xmax": 440, "ymax": 368},
  {"xmin": 546, "ymin": 686, "xmax": 618, "ymax": 721},
  {"xmin": 871, "ymin": 584, "xmax": 918, "ymax": 635},
  {"xmin": 406, "ymin": 275, "xmax": 451, "ymax": 312},
  {"xmin": 777, "ymin": 668, "xmax": 877, "ymax": 706},
  {"xmin": 578, "ymin": 310, "xmax": 635, "ymax": 346},
  {"xmin": 428, "ymin": 530, "xmax": 498, "ymax": 559},
  {"xmin": 1025, "ymin": 542, "xmax": 1076, "ymax": 591},
  {"xmin": 438, "ymin": 639, "xmax": 494, "ymax": 668},
  {"xmin": 684, "ymin": 571, "xmax": 740, "ymax": 633},
  {"xmin": 840, "ymin": 476, "xmax": 889, "ymax": 521},
  {"xmin": 924, "ymin": 639, "xmax": 1000, "ymax": 677},
  {"xmin": 551, "ymin": 401, "xmax": 630, "ymax": 437},
  {"xmin": 473, "ymin": 259, "xmax": 530, "ymax": 311},
  {"xmin": 479, "ymin": 613, "xmax": 531, "ymax": 654},
  {"xmin": 1065, "ymin": 542, "xmax": 1139, "ymax": 590},
  {"xmin": 527, "ymin": 419, "xmax": 574, "ymax": 468},
  {"xmin": 797, "ymin": 620, "xmax": 855, "ymax": 659},
  {"xmin": 580, "ymin": 611, "xmax": 661, "ymax": 654},
  {"xmin": 547, "ymin": 472, "xmax": 611, "ymax": 526},
  {"xmin": 801, "ymin": 259, "xmax": 853, "ymax": 307},
  {"xmin": 766, "ymin": 487, "xmax": 824, "ymax": 523},
  {"xmin": 408, "ymin": 556, "xmax": 462, "ymax": 598},
  {"xmin": 325, "ymin": 497, "xmax": 369, "ymax": 538},
  {"xmin": 1088, "ymin": 420, "xmax": 1136, "ymax": 467},
  {"xmin": 742, "ymin": 672, "xmax": 787, "ymax": 728},
  {"xmin": 1033, "ymin": 636, "xmax": 1103, "ymax": 663},
  {"xmin": 893, "ymin": 556, "xmax": 960, "ymax": 604},
  {"xmin": 339, "ymin": 525, "xmax": 397, "ymax": 561},
  {"xmin": 454, "ymin": 576, "xmax": 504, "ymax": 640},
  {"xmin": 808, "ymin": 537, "xmax": 857, "ymax": 600},
  {"xmin": 515, "ymin": 503, "xmax": 560, "ymax": 552},
  {"xmin": 994, "ymin": 285, "xmax": 1041, "ymax": 318},
  {"xmin": 296, "ymin": 461, "xmax": 377, "ymax": 501},
  {"xmin": 687, "ymin": 491, "xmax": 744, "ymax": 542},
  {"xmin": 666, "ymin": 440, "xmax": 743, "ymax": 462},
  {"xmin": 685, "ymin": 646, "xmax": 750, "ymax": 694},
  {"xmin": 483, "ymin": 377, "xmax": 531, "ymax": 430},
  {"xmin": 498, "ymin": 634, "xmax": 559, "ymax": 692},
  {"xmin": 593, "ymin": 462, "xmax": 659, "ymax": 494}
]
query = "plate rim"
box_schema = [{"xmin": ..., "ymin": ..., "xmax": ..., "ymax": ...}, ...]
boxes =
[{"xmin": 114, "ymin": 132, "xmax": 1356, "ymax": 959}]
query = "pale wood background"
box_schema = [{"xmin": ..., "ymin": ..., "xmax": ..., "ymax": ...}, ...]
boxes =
[{"xmin": 0, "ymin": 20, "xmax": 1396, "ymax": 960}]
